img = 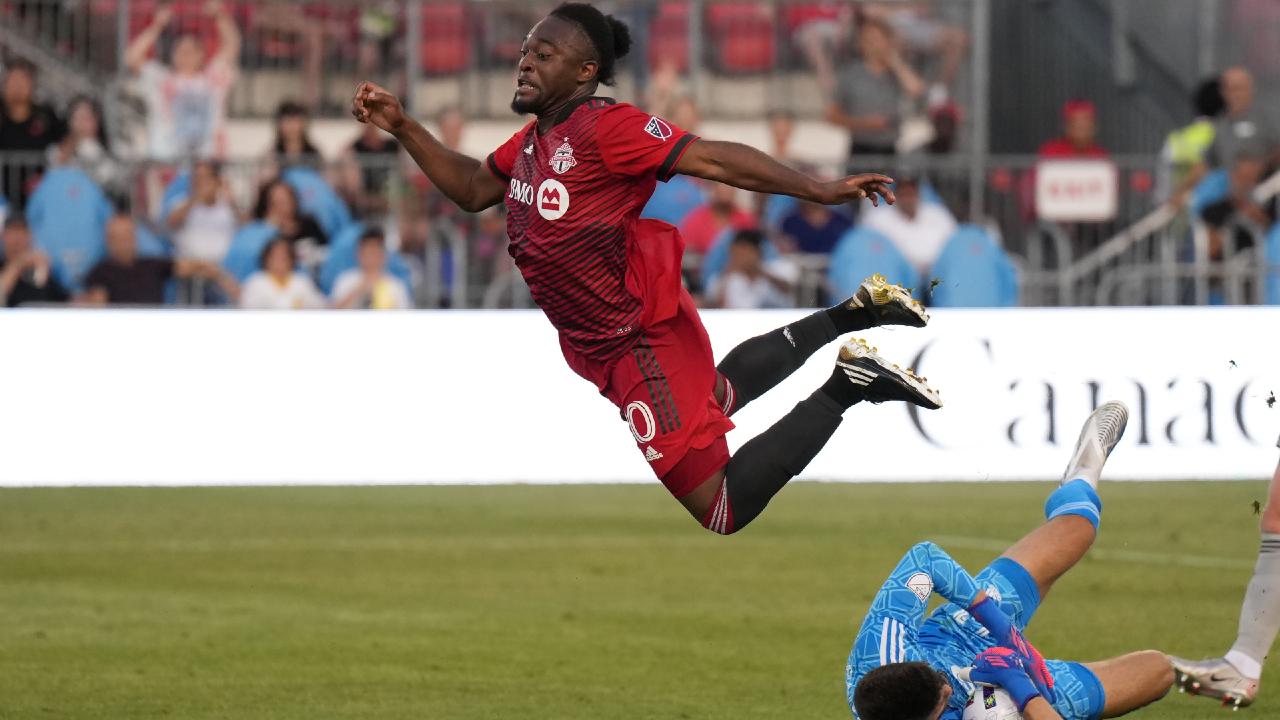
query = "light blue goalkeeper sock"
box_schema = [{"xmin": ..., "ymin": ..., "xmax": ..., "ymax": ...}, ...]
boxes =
[{"xmin": 1045, "ymin": 479, "xmax": 1102, "ymax": 531}]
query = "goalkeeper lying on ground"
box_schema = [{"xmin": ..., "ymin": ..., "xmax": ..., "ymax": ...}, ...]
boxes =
[{"xmin": 846, "ymin": 402, "xmax": 1175, "ymax": 720}]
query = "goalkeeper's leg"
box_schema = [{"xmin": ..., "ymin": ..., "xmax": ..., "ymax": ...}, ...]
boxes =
[
  {"xmin": 1079, "ymin": 651, "xmax": 1174, "ymax": 719},
  {"xmin": 1000, "ymin": 402, "xmax": 1128, "ymax": 601}
]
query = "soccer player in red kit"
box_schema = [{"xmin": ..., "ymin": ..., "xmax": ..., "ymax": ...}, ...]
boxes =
[{"xmin": 351, "ymin": 3, "xmax": 942, "ymax": 535}]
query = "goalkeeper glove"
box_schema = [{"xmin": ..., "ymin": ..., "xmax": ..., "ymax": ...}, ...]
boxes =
[
  {"xmin": 969, "ymin": 595, "xmax": 1056, "ymax": 702},
  {"xmin": 967, "ymin": 647, "xmax": 1041, "ymax": 712}
]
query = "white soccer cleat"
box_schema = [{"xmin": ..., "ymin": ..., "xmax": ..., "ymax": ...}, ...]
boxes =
[
  {"xmin": 835, "ymin": 338, "xmax": 942, "ymax": 409},
  {"xmin": 1170, "ymin": 656, "xmax": 1259, "ymax": 710},
  {"xmin": 1061, "ymin": 401, "xmax": 1128, "ymax": 486}
]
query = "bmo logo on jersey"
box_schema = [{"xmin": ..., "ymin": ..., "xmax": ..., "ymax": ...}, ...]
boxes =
[
  {"xmin": 508, "ymin": 178, "xmax": 535, "ymax": 205},
  {"xmin": 536, "ymin": 179, "xmax": 569, "ymax": 221}
]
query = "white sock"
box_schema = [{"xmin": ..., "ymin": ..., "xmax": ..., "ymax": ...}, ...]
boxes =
[{"xmin": 1226, "ymin": 533, "xmax": 1280, "ymax": 680}]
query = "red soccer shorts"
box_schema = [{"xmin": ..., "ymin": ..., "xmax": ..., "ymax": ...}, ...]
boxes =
[{"xmin": 562, "ymin": 289, "xmax": 735, "ymax": 498}]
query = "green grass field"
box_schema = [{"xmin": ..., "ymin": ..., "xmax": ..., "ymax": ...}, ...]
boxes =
[{"xmin": 0, "ymin": 481, "xmax": 1273, "ymax": 719}]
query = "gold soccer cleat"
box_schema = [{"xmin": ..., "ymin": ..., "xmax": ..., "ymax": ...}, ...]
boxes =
[
  {"xmin": 835, "ymin": 338, "xmax": 942, "ymax": 409},
  {"xmin": 848, "ymin": 273, "xmax": 930, "ymax": 328}
]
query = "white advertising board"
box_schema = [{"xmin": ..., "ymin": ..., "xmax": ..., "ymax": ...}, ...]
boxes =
[
  {"xmin": 1035, "ymin": 160, "xmax": 1119, "ymax": 221},
  {"xmin": 0, "ymin": 307, "xmax": 1277, "ymax": 485}
]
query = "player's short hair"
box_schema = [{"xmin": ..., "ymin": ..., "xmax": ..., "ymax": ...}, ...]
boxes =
[
  {"xmin": 549, "ymin": 3, "xmax": 632, "ymax": 87},
  {"xmin": 259, "ymin": 237, "xmax": 297, "ymax": 270},
  {"xmin": 5, "ymin": 57, "xmax": 36, "ymax": 78},
  {"xmin": 730, "ymin": 229, "xmax": 765, "ymax": 249},
  {"xmin": 1194, "ymin": 78, "xmax": 1225, "ymax": 118},
  {"xmin": 2, "ymin": 212, "xmax": 28, "ymax": 231},
  {"xmin": 853, "ymin": 662, "xmax": 948, "ymax": 720},
  {"xmin": 358, "ymin": 227, "xmax": 386, "ymax": 249}
]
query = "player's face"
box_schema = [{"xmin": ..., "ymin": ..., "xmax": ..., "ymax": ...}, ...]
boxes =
[{"xmin": 511, "ymin": 17, "xmax": 595, "ymax": 116}]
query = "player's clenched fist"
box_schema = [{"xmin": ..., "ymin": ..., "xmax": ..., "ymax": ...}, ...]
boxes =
[{"xmin": 351, "ymin": 82, "xmax": 407, "ymax": 135}]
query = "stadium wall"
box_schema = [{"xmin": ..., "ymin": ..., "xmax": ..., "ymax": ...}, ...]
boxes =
[{"xmin": 2, "ymin": 308, "xmax": 1277, "ymax": 486}]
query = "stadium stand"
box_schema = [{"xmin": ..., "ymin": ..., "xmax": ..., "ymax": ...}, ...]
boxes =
[
  {"xmin": 827, "ymin": 226, "xmax": 918, "ymax": 301},
  {"xmin": 1, "ymin": 0, "xmax": 1279, "ymax": 310},
  {"xmin": 927, "ymin": 225, "xmax": 1020, "ymax": 308},
  {"xmin": 26, "ymin": 167, "xmax": 112, "ymax": 291}
]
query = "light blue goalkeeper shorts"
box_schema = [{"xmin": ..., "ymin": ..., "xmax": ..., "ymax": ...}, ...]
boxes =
[{"xmin": 975, "ymin": 558, "xmax": 1106, "ymax": 720}]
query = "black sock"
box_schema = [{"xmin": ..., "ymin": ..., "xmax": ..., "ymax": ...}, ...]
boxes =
[
  {"xmin": 717, "ymin": 309, "xmax": 849, "ymax": 414},
  {"xmin": 720, "ymin": 390, "xmax": 846, "ymax": 531},
  {"xmin": 825, "ymin": 299, "xmax": 875, "ymax": 335},
  {"xmin": 819, "ymin": 364, "xmax": 866, "ymax": 410}
]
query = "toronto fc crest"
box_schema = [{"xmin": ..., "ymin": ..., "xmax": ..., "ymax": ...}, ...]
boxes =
[{"xmin": 549, "ymin": 141, "xmax": 577, "ymax": 174}]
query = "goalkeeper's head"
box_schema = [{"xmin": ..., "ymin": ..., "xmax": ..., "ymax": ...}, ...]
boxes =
[{"xmin": 853, "ymin": 662, "xmax": 953, "ymax": 720}]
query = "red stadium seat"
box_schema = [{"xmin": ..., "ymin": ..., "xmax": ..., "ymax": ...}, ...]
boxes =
[
  {"xmin": 706, "ymin": 3, "xmax": 775, "ymax": 74},
  {"xmin": 648, "ymin": 2, "xmax": 689, "ymax": 74},
  {"xmin": 421, "ymin": 3, "xmax": 470, "ymax": 74}
]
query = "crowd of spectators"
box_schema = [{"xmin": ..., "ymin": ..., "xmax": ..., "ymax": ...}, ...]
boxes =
[{"xmin": 3, "ymin": 1, "xmax": 1279, "ymax": 311}]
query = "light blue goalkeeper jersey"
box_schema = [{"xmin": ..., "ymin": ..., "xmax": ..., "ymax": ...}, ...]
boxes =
[{"xmin": 845, "ymin": 542, "xmax": 988, "ymax": 720}]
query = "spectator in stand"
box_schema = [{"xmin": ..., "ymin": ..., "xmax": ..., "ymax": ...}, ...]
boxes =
[
  {"xmin": 0, "ymin": 58, "xmax": 64, "ymax": 208},
  {"xmin": 251, "ymin": 3, "xmax": 338, "ymax": 111},
  {"xmin": 643, "ymin": 96, "xmax": 705, "ymax": 227},
  {"xmin": 671, "ymin": 96, "xmax": 701, "ymax": 139},
  {"xmin": 437, "ymin": 107, "xmax": 466, "ymax": 152},
  {"xmin": 1201, "ymin": 155, "xmax": 1274, "ymax": 262},
  {"xmin": 340, "ymin": 120, "xmax": 400, "ymax": 217},
  {"xmin": 271, "ymin": 101, "xmax": 322, "ymax": 169},
  {"xmin": 787, "ymin": 3, "xmax": 853, "ymax": 100},
  {"xmin": 239, "ymin": 237, "xmax": 326, "ymax": 310},
  {"xmin": 358, "ymin": 2, "xmax": 403, "ymax": 93},
  {"xmin": 769, "ymin": 109, "xmax": 797, "ymax": 164},
  {"xmin": 80, "ymin": 213, "xmax": 231, "ymax": 305},
  {"xmin": 254, "ymin": 178, "xmax": 328, "ymax": 268},
  {"xmin": 46, "ymin": 95, "xmax": 121, "ymax": 198},
  {"xmin": 679, "ymin": 182, "xmax": 756, "ymax": 254},
  {"xmin": 863, "ymin": 1, "xmax": 969, "ymax": 106},
  {"xmin": 126, "ymin": 1, "xmax": 241, "ymax": 161},
  {"xmin": 1038, "ymin": 99, "xmax": 1109, "ymax": 158},
  {"xmin": 779, "ymin": 198, "xmax": 854, "ymax": 255},
  {"xmin": 705, "ymin": 230, "xmax": 793, "ymax": 309},
  {"xmin": 861, "ymin": 174, "xmax": 957, "ymax": 277},
  {"xmin": 0, "ymin": 214, "xmax": 68, "ymax": 307},
  {"xmin": 1156, "ymin": 79, "xmax": 1224, "ymax": 205},
  {"xmin": 167, "ymin": 160, "xmax": 241, "ymax": 265},
  {"xmin": 331, "ymin": 228, "xmax": 413, "ymax": 310},
  {"xmin": 826, "ymin": 18, "xmax": 925, "ymax": 168},
  {"xmin": 1173, "ymin": 66, "xmax": 1280, "ymax": 208}
]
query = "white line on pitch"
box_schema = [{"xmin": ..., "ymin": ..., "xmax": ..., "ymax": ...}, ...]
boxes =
[{"xmin": 930, "ymin": 536, "xmax": 1257, "ymax": 571}]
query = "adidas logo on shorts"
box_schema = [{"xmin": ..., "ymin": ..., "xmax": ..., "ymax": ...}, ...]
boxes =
[{"xmin": 644, "ymin": 446, "xmax": 664, "ymax": 462}]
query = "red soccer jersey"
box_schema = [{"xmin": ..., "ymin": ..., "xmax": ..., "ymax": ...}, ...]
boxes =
[{"xmin": 487, "ymin": 97, "xmax": 698, "ymax": 361}]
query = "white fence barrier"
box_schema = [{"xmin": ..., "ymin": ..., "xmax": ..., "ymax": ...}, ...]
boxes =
[{"xmin": 2, "ymin": 308, "xmax": 1278, "ymax": 486}]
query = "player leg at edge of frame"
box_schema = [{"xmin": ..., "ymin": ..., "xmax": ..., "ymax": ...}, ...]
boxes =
[
  {"xmin": 1170, "ymin": 435, "xmax": 1280, "ymax": 710},
  {"xmin": 682, "ymin": 273, "xmax": 938, "ymax": 535}
]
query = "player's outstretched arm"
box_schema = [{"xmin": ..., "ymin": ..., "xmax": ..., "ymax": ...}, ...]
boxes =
[
  {"xmin": 351, "ymin": 82, "xmax": 506, "ymax": 213},
  {"xmin": 673, "ymin": 139, "xmax": 895, "ymax": 206}
]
